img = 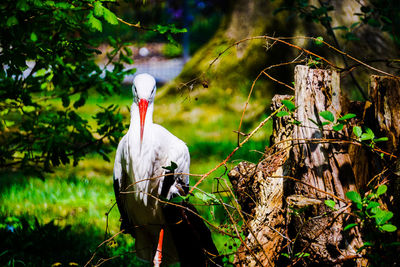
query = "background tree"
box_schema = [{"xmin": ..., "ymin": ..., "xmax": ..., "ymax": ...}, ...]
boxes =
[{"xmin": 164, "ymin": 0, "xmax": 399, "ymax": 101}]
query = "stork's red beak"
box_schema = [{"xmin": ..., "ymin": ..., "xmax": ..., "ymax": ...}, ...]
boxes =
[{"xmin": 138, "ymin": 99, "xmax": 148, "ymax": 144}]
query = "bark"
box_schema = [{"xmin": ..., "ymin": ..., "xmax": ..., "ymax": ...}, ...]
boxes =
[
  {"xmin": 285, "ymin": 66, "xmax": 361, "ymax": 265},
  {"xmin": 229, "ymin": 95, "xmax": 292, "ymax": 266},
  {"xmin": 229, "ymin": 66, "xmax": 400, "ymax": 265},
  {"xmin": 229, "ymin": 66, "xmax": 368, "ymax": 266},
  {"xmin": 369, "ymin": 76, "xmax": 400, "ymax": 154}
]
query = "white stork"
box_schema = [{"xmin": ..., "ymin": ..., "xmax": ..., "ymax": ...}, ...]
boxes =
[{"xmin": 113, "ymin": 73, "xmax": 220, "ymax": 266}]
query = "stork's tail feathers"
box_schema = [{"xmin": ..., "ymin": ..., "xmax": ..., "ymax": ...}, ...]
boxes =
[{"xmin": 163, "ymin": 202, "xmax": 222, "ymax": 267}]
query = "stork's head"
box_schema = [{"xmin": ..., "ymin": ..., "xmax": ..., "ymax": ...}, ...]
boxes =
[{"xmin": 132, "ymin": 73, "xmax": 157, "ymax": 144}]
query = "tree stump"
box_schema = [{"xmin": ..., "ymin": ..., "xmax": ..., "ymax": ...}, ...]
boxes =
[
  {"xmin": 229, "ymin": 65, "xmax": 368, "ymax": 266},
  {"xmin": 284, "ymin": 65, "xmax": 361, "ymax": 265},
  {"xmin": 228, "ymin": 95, "xmax": 292, "ymax": 266}
]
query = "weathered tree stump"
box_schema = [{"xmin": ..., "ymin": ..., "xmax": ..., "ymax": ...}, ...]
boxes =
[
  {"xmin": 229, "ymin": 65, "xmax": 375, "ymax": 266},
  {"xmin": 285, "ymin": 66, "xmax": 361, "ymax": 265},
  {"xmin": 228, "ymin": 95, "xmax": 292, "ymax": 266}
]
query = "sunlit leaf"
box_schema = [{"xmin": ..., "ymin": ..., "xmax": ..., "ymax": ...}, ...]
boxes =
[
  {"xmin": 376, "ymin": 184, "xmax": 387, "ymax": 196},
  {"xmin": 381, "ymin": 224, "xmax": 397, "ymax": 232},
  {"xmin": 343, "ymin": 223, "xmax": 358, "ymax": 231},
  {"xmin": 324, "ymin": 199, "xmax": 336, "ymax": 209},
  {"xmin": 346, "ymin": 191, "xmax": 362, "ymax": 204},
  {"xmin": 276, "ymin": 111, "xmax": 290, "ymax": 117},
  {"xmin": 314, "ymin": 36, "xmax": 324, "ymax": 45},
  {"xmin": 30, "ymin": 32, "xmax": 38, "ymax": 42},
  {"xmin": 319, "ymin": 110, "xmax": 334, "ymax": 122},
  {"xmin": 374, "ymin": 137, "xmax": 388, "ymax": 143},
  {"xmin": 353, "ymin": 126, "xmax": 362, "ymax": 137},
  {"xmin": 93, "ymin": 1, "xmax": 104, "ymax": 17},
  {"xmin": 87, "ymin": 12, "xmax": 102, "ymax": 32},
  {"xmin": 103, "ymin": 7, "xmax": 118, "ymax": 25},
  {"xmin": 281, "ymin": 100, "xmax": 296, "ymax": 112},
  {"xmin": 366, "ymin": 201, "xmax": 380, "ymax": 210},
  {"xmin": 337, "ymin": 113, "xmax": 356, "ymax": 121},
  {"xmin": 333, "ymin": 123, "xmax": 343, "ymax": 131}
]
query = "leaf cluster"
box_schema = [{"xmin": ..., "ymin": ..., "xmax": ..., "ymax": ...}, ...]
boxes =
[
  {"xmin": 276, "ymin": 98, "xmax": 301, "ymax": 125},
  {"xmin": 344, "ymin": 186, "xmax": 399, "ymax": 265},
  {"xmin": 0, "ymin": 0, "xmax": 133, "ymax": 172}
]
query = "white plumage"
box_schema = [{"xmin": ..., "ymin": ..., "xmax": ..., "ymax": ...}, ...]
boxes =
[{"xmin": 113, "ymin": 73, "xmax": 190, "ymax": 264}]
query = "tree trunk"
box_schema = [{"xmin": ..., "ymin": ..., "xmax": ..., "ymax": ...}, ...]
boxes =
[
  {"xmin": 228, "ymin": 95, "xmax": 292, "ymax": 266},
  {"xmin": 284, "ymin": 66, "xmax": 361, "ymax": 265},
  {"xmin": 228, "ymin": 65, "xmax": 375, "ymax": 266}
]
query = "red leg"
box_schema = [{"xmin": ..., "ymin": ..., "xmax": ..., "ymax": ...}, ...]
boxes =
[{"xmin": 153, "ymin": 228, "xmax": 164, "ymax": 267}]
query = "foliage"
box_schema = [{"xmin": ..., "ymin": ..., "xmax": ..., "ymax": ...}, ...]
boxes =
[
  {"xmin": 0, "ymin": 0, "xmax": 136, "ymax": 173},
  {"xmin": 162, "ymin": 43, "xmax": 183, "ymax": 58},
  {"xmin": 274, "ymin": 0, "xmax": 400, "ymax": 45},
  {"xmin": 276, "ymin": 98, "xmax": 301, "ymax": 125},
  {"xmin": 344, "ymin": 185, "xmax": 399, "ymax": 265},
  {"xmin": 0, "ymin": 215, "xmax": 138, "ymax": 267}
]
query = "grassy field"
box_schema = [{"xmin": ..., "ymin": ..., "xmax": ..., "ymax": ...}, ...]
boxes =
[{"xmin": 0, "ymin": 83, "xmax": 272, "ymax": 266}]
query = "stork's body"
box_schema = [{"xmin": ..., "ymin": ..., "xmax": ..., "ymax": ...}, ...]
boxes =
[{"xmin": 113, "ymin": 73, "xmax": 189, "ymax": 264}]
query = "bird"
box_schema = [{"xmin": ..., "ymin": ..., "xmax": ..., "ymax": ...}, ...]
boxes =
[{"xmin": 113, "ymin": 73, "xmax": 221, "ymax": 266}]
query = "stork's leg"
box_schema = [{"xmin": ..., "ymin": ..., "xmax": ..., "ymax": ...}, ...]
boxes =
[{"xmin": 153, "ymin": 228, "xmax": 164, "ymax": 267}]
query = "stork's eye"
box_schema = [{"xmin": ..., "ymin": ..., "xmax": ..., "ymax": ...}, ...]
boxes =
[{"xmin": 151, "ymin": 86, "xmax": 155, "ymax": 96}]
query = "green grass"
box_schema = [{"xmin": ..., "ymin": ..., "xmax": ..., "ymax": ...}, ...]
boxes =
[{"xmin": 0, "ymin": 85, "xmax": 273, "ymax": 266}]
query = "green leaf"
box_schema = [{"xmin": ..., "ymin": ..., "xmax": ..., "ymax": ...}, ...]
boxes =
[
  {"xmin": 346, "ymin": 191, "xmax": 362, "ymax": 204},
  {"xmin": 350, "ymin": 22, "xmax": 360, "ymax": 29},
  {"xmin": 276, "ymin": 111, "xmax": 290, "ymax": 117},
  {"xmin": 281, "ymin": 253, "xmax": 290, "ymax": 258},
  {"xmin": 366, "ymin": 201, "xmax": 380, "ymax": 210},
  {"xmin": 337, "ymin": 113, "xmax": 356, "ymax": 121},
  {"xmin": 353, "ymin": 126, "xmax": 362, "ymax": 137},
  {"xmin": 381, "ymin": 224, "xmax": 397, "ymax": 232},
  {"xmin": 361, "ymin": 127, "xmax": 375, "ymax": 141},
  {"xmin": 374, "ymin": 137, "xmax": 388, "ymax": 143},
  {"xmin": 294, "ymin": 252, "xmax": 310, "ymax": 258},
  {"xmin": 30, "ymin": 32, "xmax": 38, "ymax": 42},
  {"xmin": 169, "ymin": 195, "xmax": 189, "ymax": 203},
  {"xmin": 87, "ymin": 12, "xmax": 102, "ymax": 32},
  {"xmin": 370, "ymin": 206, "xmax": 381, "ymax": 215},
  {"xmin": 333, "ymin": 123, "xmax": 344, "ymax": 131},
  {"xmin": 6, "ymin": 16, "xmax": 19, "ymax": 27},
  {"xmin": 319, "ymin": 111, "xmax": 334, "ymax": 122},
  {"xmin": 376, "ymin": 184, "xmax": 387, "ymax": 196},
  {"xmin": 17, "ymin": 0, "xmax": 30, "ymax": 11},
  {"xmin": 103, "ymin": 7, "xmax": 118, "ymax": 25},
  {"xmin": 343, "ymin": 223, "xmax": 358, "ymax": 231},
  {"xmin": 35, "ymin": 68, "xmax": 47, "ymax": 77},
  {"xmin": 281, "ymin": 100, "xmax": 296, "ymax": 112},
  {"xmin": 22, "ymin": 106, "xmax": 36, "ymax": 113},
  {"xmin": 194, "ymin": 192, "xmax": 219, "ymax": 204},
  {"xmin": 332, "ymin": 26, "xmax": 348, "ymax": 31},
  {"xmin": 93, "ymin": 1, "xmax": 104, "ymax": 17},
  {"xmin": 324, "ymin": 199, "xmax": 336, "ymax": 209},
  {"xmin": 162, "ymin": 161, "xmax": 178, "ymax": 172},
  {"xmin": 374, "ymin": 210, "xmax": 393, "ymax": 225},
  {"xmin": 4, "ymin": 120, "xmax": 15, "ymax": 127},
  {"xmin": 314, "ymin": 36, "xmax": 324, "ymax": 45}
]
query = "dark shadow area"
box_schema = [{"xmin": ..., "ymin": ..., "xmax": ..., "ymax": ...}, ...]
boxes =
[{"xmin": 0, "ymin": 215, "xmax": 139, "ymax": 267}]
